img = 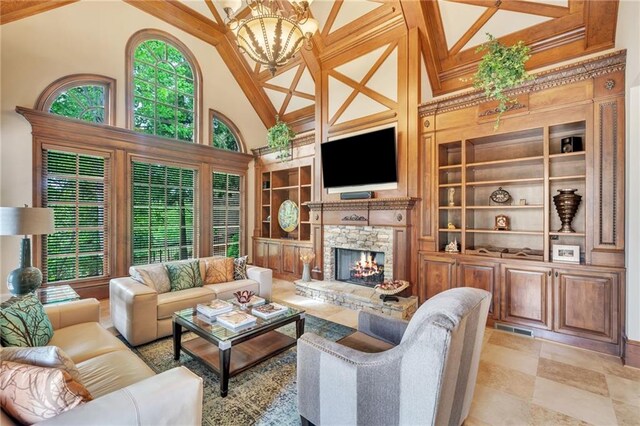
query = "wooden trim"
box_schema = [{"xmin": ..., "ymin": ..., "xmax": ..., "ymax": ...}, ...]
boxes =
[
  {"xmin": 252, "ymin": 132, "xmax": 315, "ymax": 157},
  {"xmin": 125, "ymin": 28, "xmax": 204, "ymax": 145},
  {"xmin": 448, "ymin": 7, "xmax": 497, "ymax": 56},
  {"xmin": 305, "ymin": 197, "xmax": 418, "ymax": 211},
  {"xmin": 34, "ymin": 74, "xmax": 117, "ymax": 126},
  {"xmin": 0, "ymin": 0, "xmax": 78, "ymax": 25},
  {"xmin": 208, "ymin": 109, "xmax": 247, "ymax": 153},
  {"xmin": 624, "ymin": 339, "xmax": 640, "ymax": 369},
  {"xmin": 447, "ymin": 0, "xmax": 569, "ymax": 18}
]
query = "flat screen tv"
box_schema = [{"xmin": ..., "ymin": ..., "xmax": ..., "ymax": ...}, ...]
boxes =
[{"xmin": 321, "ymin": 127, "xmax": 397, "ymax": 189}]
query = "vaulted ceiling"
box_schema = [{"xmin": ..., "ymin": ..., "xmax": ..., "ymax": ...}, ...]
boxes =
[{"xmin": 1, "ymin": 0, "xmax": 619, "ymax": 131}]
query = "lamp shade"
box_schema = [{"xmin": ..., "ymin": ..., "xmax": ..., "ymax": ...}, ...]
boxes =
[{"xmin": 0, "ymin": 207, "xmax": 55, "ymax": 236}]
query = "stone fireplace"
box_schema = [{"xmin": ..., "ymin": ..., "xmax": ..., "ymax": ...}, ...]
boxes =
[{"xmin": 335, "ymin": 248, "xmax": 385, "ymax": 286}]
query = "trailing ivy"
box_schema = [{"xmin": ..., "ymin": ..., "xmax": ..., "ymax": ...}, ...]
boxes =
[
  {"xmin": 267, "ymin": 116, "xmax": 295, "ymax": 161},
  {"xmin": 473, "ymin": 33, "xmax": 532, "ymax": 129}
]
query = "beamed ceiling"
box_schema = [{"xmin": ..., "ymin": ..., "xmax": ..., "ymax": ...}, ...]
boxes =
[{"xmin": 1, "ymin": 0, "xmax": 619, "ymax": 131}]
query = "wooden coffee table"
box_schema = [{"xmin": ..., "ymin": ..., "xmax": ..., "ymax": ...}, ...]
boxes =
[{"xmin": 172, "ymin": 304, "xmax": 305, "ymax": 397}]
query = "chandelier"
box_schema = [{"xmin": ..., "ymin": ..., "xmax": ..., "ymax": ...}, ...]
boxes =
[{"xmin": 221, "ymin": 0, "xmax": 319, "ymax": 76}]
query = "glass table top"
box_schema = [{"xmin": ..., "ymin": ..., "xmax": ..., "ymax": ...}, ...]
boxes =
[{"xmin": 173, "ymin": 302, "xmax": 303, "ymax": 343}]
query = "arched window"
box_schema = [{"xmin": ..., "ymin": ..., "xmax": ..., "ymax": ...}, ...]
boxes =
[
  {"xmin": 127, "ymin": 30, "xmax": 202, "ymax": 143},
  {"xmin": 35, "ymin": 74, "xmax": 115, "ymax": 125},
  {"xmin": 209, "ymin": 109, "xmax": 245, "ymax": 152}
]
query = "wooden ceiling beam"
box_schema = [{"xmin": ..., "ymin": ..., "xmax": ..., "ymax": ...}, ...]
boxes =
[
  {"xmin": 449, "ymin": 7, "xmax": 498, "ymax": 55},
  {"xmin": 1, "ymin": 0, "xmax": 77, "ymax": 25},
  {"xmin": 447, "ymin": 0, "xmax": 569, "ymax": 18},
  {"xmin": 204, "ymin": 0, "xmax": 224, "ymax": 25}
]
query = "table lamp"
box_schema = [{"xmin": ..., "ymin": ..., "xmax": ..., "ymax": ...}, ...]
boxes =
[{"xmin": 0, "ymin": 206, "xmax": 55, "ymax": 296}]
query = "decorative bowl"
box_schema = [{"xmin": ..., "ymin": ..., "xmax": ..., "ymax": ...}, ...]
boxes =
[
  {"xmin": 374, "ymin": 280, "xmax": 409, "ymax": 295},
  {"xmin": 233, "ymin": 290, "xmax": 255, "ymax": 304}
]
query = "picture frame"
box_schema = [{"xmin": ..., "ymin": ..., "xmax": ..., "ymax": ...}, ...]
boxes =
[{"xmin": 552, "ymin": 244, "xmax": 580, "ymax": 263}]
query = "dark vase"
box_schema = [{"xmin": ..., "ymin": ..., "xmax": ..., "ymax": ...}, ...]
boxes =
[{"xmin": 553, "ymin": 189, "xmax": 582, "ymax": 233}]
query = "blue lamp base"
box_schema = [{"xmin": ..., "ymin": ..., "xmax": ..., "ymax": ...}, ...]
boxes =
[{"xmin": 7, "ymin": 237, "xmax": 43, "ymax": 296}]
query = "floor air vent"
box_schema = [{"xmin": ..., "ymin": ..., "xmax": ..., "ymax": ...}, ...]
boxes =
[{"xmin": 494, "ymin": 323, "xmax": 534, "ymax": 338}]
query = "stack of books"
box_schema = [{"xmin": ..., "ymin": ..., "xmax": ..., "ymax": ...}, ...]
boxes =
[
  {"xmin": 216, "ymin": 311, "xmax": 257, "ymax": 330},
  {"xmin": 196, "ymin": 300, "xmax": 233, "ymax": 318},
  {"xmin": 252, "ymin": 303, "xmax": 288, "ymax": 319}
]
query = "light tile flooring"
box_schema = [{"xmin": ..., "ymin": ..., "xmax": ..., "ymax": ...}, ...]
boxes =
[{"xmin": 100, "ymin": 279, "xmax": 640, "ymax": 425}]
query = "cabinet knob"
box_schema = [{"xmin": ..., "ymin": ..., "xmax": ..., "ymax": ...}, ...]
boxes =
[
  {"xmin": 555, "ymin": 271, "xmax": 558, "ymax": 278},
  {"xmin": 548, "ymin": 271, "xmax": 551, "ymax": 276}
]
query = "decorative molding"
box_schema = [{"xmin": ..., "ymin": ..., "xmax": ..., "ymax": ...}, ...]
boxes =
[
  {"xmin": 478, "ymin": 102, "xmax": 527, "ymax": 118},
  {"xmin": 252, "ymin": 132, "xmax": 315, "ymax": 157},
  {"xmin": 419, "ymin": 50, "xmax": 627, "ymax": 117},
  {"xmin": 305, "ymin": 197, "xmax": 418, "ymax": 212},
  {"xmin": 342, "ymin": 214, "xmax": 367, "ymax": 222},
  {"xmin": 598, "ymin": 100, "xmax": 618, "ymax": 246},
  {"xmin": 604, "ymin": 79, "xmax": 616, "ymax": 91}
]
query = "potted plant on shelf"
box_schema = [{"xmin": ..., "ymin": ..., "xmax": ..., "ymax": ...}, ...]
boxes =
[
  {"xmin": 267, "ymin": 116, "xmax": 295, "ymax": 161},
  {"xmin": 472, "ymin": 33, "xmax": 533, "ymax": 129}
]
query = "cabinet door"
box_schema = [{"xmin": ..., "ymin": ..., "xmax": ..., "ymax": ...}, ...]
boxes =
[
  {"xmin": 418, "ymin": 254, "xmax": 455, "ymax": 303},
  {"xmin": 268, "ymin": 243, "xmax": 281, "ymax": 273},
  {"xmin": 282, "ymin": 244, "xmax": 298, "ymax": 275},
  {"xmin": 501, "ymin": 265, "xmax": 552, "ymax": 330},
  {"xmin": 457, "ymin": 261, "xmax": 499, "ymax": 319},
  {"xmin": 554, "ymin": 270, "xmax": 619, "ymax": 343},
  {"xmin": 254, "ymin": 240, "xmax": 267, "ymax": 268}
]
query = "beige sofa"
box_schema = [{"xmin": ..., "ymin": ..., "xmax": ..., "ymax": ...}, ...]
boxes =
[
  {"xmin": 1, "ymin": 298, "xmax": 203, "ymax": 426},
  {"xmin": 110, "ymin": 257, "xmax": 272, "ymax": 346}
]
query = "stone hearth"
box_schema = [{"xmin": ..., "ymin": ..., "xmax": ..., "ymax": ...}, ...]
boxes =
[{"xmin": 295, "ymin": 279, "xmax": 418, "ymax": 320}]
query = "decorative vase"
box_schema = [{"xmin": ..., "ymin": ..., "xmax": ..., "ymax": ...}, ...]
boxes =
[
  {"xmin": 7, "ymin": 237, "xmax": 42, "ymax": 296},
  {"xmin": 553, "ymin": 189, "xmax": 582, "ymax": 233},
  {"xmin": 301, "ymin": 263, "xmax": 311, "ymax": 282}
]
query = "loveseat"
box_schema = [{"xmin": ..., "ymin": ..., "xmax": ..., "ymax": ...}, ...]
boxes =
[
  {"xmin": 110, "ymin": 256, "xmax": 272, "ymax": 346},
  {"xmin": 1, "ymin": 298, "xmax": 203, "ymax": 425}
]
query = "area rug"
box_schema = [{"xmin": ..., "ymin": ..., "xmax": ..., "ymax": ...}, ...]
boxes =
[{"xmin": 125, "ymin": 315, "xmax": 354, "ymax": 426}]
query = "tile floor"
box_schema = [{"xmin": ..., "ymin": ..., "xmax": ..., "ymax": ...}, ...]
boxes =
[{"xmin": 100, "ymin": 279, "xmax": 640, "ymax": 425}]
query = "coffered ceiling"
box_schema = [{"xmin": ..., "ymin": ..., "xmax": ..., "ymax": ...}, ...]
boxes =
[{"xmin": 2, "ymin": 0, "xmax": 619, "ymax": 130}]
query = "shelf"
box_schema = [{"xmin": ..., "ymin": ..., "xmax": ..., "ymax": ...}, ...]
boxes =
[
  {"xmin": 439, "ymin": 183, "xmax": 462, "ymax": 188},
  {"xmin": 466, "ymin": 178, "xmax": 544, "ymax": 187},
  {"xmin": 549, "ymin": 232, "xmax": 586, "ymax": 237},
  {"xmin": 262, "ymin": 204, "xmax": 270, "ymax": 207},
  {"xmin": 438, "ymin": 228, "xmax": 461, "ymax": 232},
  {"xmin": 549, "ymin": 151, "xmax": 585, "ymax": 160},
  {"xmin": 466, "ymin": 229, "xmax": 543, "ymax": 235},
  {"xmin": 262, "ymin": 221, "xmax": 271, "ymax": 224},
  {"xmin": 300, "ymin": 221, "xmax": 310, "ymax": 224},
  {"xmin": 549, "ymin": 175, "xmax": 586, "ymax": 181},
  {"xmin": 467, "ymin": 155, "xmax": 544, "ymax": 169},
  {"xmin": 466, "ymin": 205, "xmax": 543, "ymax": 209},
  {"xmin": 272, "ymin": 185, "xmax": 298, "ymax": 190},
  {"xmin": 438, "ymin": 206, "xmax": 462, "ymax": 210},
  {"xmin": 439, "ymin": 164, "xmax": 462, "ymax": 170}
]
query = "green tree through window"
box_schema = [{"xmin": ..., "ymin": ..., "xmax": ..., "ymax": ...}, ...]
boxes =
[
  {"xmin": 212, "ymin": 172, "xmax": 241, "ymax": 257},
  {"xmin": 42, "ymin": 150, "xmax": 108, "ymax": 283},
  {"xmin": 212, "ymin": 117, "xmax": 240, "ymax": 151},
  {"xmin": 132, "ymin": 39, "xmax": 196, "ymax": 142},
  {"xmin": 132, "ymin": 161, "xmax": 196, "ymax": 265},
  {"xmin": 49, "ymin": 85, "xmax": 106, "ymax": 123}
]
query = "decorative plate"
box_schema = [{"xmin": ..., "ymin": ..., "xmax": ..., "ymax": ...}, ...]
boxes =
[
  {"xmin": 278, "ymin": 200, "xmax": 299, "ymax": 232},
  {"xmin": 490, "ymin": 187, "xmax": 512, "ymax": 204}
]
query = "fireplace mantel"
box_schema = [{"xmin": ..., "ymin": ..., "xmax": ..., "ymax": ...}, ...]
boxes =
[{"xmin": 305, "ymin": 197, "xmax": 418, "ymax": 212}]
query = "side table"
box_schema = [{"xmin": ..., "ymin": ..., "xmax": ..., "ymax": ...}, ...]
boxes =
[{"xmin": 37, "ymin": 285, "xmax": 80, "ymax": 305}]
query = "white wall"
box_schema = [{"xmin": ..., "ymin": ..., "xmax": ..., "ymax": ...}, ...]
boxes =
[
  {"xmin": 616, "ymin": 0, "xmax": 640, "ymax": 341},
  {"xmin": 0, "ymin": 0, "xmax": 266, "ymax": 294}
]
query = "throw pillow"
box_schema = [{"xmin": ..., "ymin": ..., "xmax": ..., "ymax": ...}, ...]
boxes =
[
  {"xmin": 204, "ymin": 257, "xmax": 234, "ymax": 284},
  {"xmin": 166, "ymin": 260, "xmax": 203, "ymax": 292},
  {"xmin": 233, "ymin": 255, "xmax": 248, "ymax": 280},
  {"xmin": 129, "ymin": 263, "xmax": 171, "ymax": 294},
  {"xmin": 1, "ymin": 346, "xmax": 81, "ymax": 383},
  {"xmin": 0, "ymin": 293, "xmax": 54, "ymax": 347},
  {"xmin": 0, "ymin": 361, "xmax": 92, "ymax": 425}
]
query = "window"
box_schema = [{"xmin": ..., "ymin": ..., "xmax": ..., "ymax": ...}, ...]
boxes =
[
  {"xmin": 35, "ymin": 74, "xmax": 116, "ymax": 125},
  {"xmin": 212, "ymin": 172, "xmax": 241, "ymax": 257},
  {"xmin": 42, "ymin": 149, "xmax": 109, "ymax": 283},
  {"xmin": 129, "ymin": 31, "xmax": 201, "ymax": 143},
  {"xmin": 210, "ymin": 110, "xmax": 245, "ymax": 152},
  {"xmin": 131, "ymin": 161, "xmax": 197, "ymax": 265}
]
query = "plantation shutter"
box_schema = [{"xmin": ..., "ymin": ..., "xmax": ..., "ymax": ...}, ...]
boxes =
[
  {"xmin": 212, "ymin": 172, "xmax": 241, "ymax": 257},
  {"xmin": 131, "ymin": 161, "xmax": 197, "ymax": 265},
  {"xmin": 41, "ymin": 149, "xmax": 109, "ymax": 283}
]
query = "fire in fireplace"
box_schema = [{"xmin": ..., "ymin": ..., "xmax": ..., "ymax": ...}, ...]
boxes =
[{"xmin": 334, "ymin": 248, "xmax": 385, "ymax": 287}]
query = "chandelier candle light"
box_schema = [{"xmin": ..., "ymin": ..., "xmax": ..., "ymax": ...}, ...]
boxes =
[{"xmin": 221, "ymin": 0, "xmax": 319, "ymax": 76}]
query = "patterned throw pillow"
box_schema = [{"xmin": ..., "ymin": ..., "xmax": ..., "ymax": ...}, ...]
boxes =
[
  {"xmin": 204, "ymin": 257, "xmax": 234, "ymax": 284},
  {"xmin": 1, "ymin": 346, "xmax": 81, "ymax": 383},
  {"xmin": 234, "ymin": 255, "xmax": 248, "ymax": 280},
  {"xmin": 0, "ymin": 293, "xmax": 54, "ymax": 347},
  {"xmin": 0, "ymin": 361, "xmax": 92, "ymax": 424},
  {"xmin": 166, "ymin": 260, "xmax": 203, "ymax": 291},
  {"xmin": 129, "ymin": 263, "xmax": 171, "ymax": 294}
]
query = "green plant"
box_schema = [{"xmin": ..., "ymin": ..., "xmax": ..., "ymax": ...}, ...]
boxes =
[
  {"xmin": 267, "ymin": 116, "xmax": 295, "ymax": 161},
  {"xmin": 473, "ymin": 33, "xmax": 533, "ymax": 129}
]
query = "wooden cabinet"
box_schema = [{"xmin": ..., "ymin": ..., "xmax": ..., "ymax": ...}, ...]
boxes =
[
  {"xmin": 253, "ymin": 239, "xmax": 281, "ymax": 273},
  {"xmin": 418, "ymin": 254, "xmax": 455, "ymax": 303},
  {"xmin": 458, "ymin": 260, "xmax": 500, "ymax": 319},
  {"xmin": 501, "ymin": 265, "xmax": 552, "ymax": 330},
  {"xmin": 253, "ymin": 238, "xmax": 312, "ymax": 279},
  {"xmin": 554, "ymin": 270, "xmax": 619, "ymax": 343}
]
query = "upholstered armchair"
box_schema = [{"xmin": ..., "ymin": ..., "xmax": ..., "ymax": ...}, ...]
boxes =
[{"xmin": 297, "ymin": 287, "xmax": 491, "ymax": 426}]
